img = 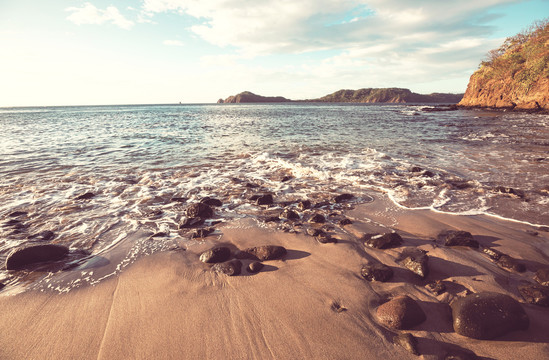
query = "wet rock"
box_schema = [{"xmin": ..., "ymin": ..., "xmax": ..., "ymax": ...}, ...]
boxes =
[
  {"xmin": 314, "ymin": 201, "xmax": 330, "ymax": 208},
  {"xmin": 441, "ymin": 230, "xmax": 479, "ymax": 248},
  {"xmin": 518, "ymin": 283, "xmax": 549, "ymax": 307},
  {"xmin": 493, "ymin": 186, "xmax": 525, "ymax": 198},
  {"xmin": 526, "ymin": 230, "xmax": 539, "ymax": 236},
  {"xmin": 497, "ymin": 254, "xmax": 526, "ymax": 272},
  {"xmin": 307, "ymin": 228, "xmax": 324, "ymax": 237},
  {"xmin": 426, "ymin": 280, "xmax": 446, "ymax": 295},
  {"xmin": 28, "ymin": 230, "xmax": 55, "ymax": 241},
  {"xmin": 171, "ymin": 196, "xmax": 187, "ymax": 203},
  {"xmin": 281, "ymin": 175, "xmax": 292, "ymax": 182},
  {"xmin": 191, "ymin": 227, "xmax": 214, "ymax": 239},
  {"xmin": 308, "ymin": 213, "xmax": 325, "ymax": 223},
  {"xmin": 334, "ymin": 193, "xmax": 354, "ymax": 203},
  {"xmin": 409, "ymin": 166, "xmax": 423, "ymax": 173},
  {"xmin": 0, "ymin": 283, "xmax": 5, "ymax": 290},
  {"xmin": 338, "ymin": 218, "xmax": 352, "ymax": 226},
  {"xmin": 376, "ymin": 295, "xmax": 426, "ymax": 330},
  {"xmin": 361, "ymin": 262, "xmax": 393, "ymax": 282},
  {"xmin": 534, "ymin": 267, "xmax": 549, "ymax": 286},
  {"xmin": 264, "ymin": 216, "xmax": 280, "ymax": 223},
  {"xmin": 247, "ymin": 261, "xmax": 264, "ymax": 273},
  {"xmin": 243, "ymin": 245, "xmax": 286, "ymax": 261},
  {"xmin": 212, "ymin": 260, "xmax": 242, "ymax": 276},
  {"xmin": 3, "ymin": 219, "xmax": 22, "ymax": 228},
  {"xmin": 8, "ymin": 211, "xmax": 27, "ymax": 217},
  {"xmin": 179, "ymin": 216, "xmax": 205, "ymax": 229},
  {"xmin": 200, "ymin": 197, "xmax": 222, "ymax": 207},
  {"xmin": 6, "ymin": 244, "xmax": 70, "ymax": 270},
  {"xmin": 255, "ymin": 194, "xmax": 273, "ymax": 206},
  {"xmin": 450, "ymin": 292, "xmax": 529, "ymax": 339},
  {"xmin": 364, "ymin": 232, "xmax": 403, "ymax": 249},
  {"xmin": 482, "ymin": 247, "xmax": 502, "ymax": 260},
  {"xmin": 245, "ymin": 182, "xmax": 259, "ymax": 188},
  {"xmin": 393, "ymin": 333, "xmax": 419, "ymax": 356},
  {"xmin": 75, "ymin": 192, "xmax": 95, "ymax": 200},
  {"xmin": 421, "ymin": 170, "xmax": 435, "ymax": 178},
  {"xmin": 280, "ymin": 209, "xmax": 300, "ymax": 221},
  {"xmin": 316, "ymin": 233, "xmax": 337, "ymax": 244},
  {"xmin": 151, "ymin": 231, "xmax": 169, "ymax": 238},
  {"xmin": 297, "ymin": 200, "xmax": 311, "ymax": 210},
  {"xmin": 199, "ymin": 246, "xmax": 231, "ymax": 263},
  {"xmin": 185, "ymin": 203, "xmax": 214, "ymax": 219},
  {"xmin": 446, "ymin": 179, "xmax": 472, "ymax": 190},
  {"xmin": 397, "ymin": 248, "xmax": 429, "ymax": 278}
]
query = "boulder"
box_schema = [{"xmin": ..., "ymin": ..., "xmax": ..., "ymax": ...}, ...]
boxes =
[
  {"xmin": 364, "ymin": 232, "xmax": 403, "ymax": 249},
  {"xmin": 199, "ymin": 247, "xmax": 231, "ymax": 263},
  {"xmin": 6, "ymin": 244, "xmax": 70, "ymax": 270},
  {"xmin": 212, "ymin": 260, "xmax": 242, "ymax": 276},
  {"xmin": 450, "ymin": 292, "xmax": 529, "ymax": 339},
  {"xmin": 255, "ymin": 194, "xmax": 273, "ymax": 205},
  {"xmin": 397, "ymin": 248, "xmax": 429, "ymax": 278},
  {"xmin": 247, "ymin": 261, "xmax": 264, "ymax": 273},
  {"xmin": 334, "ymin": 193, "xmax": 354, "ymax": 203},
  {"xmin": 280, "ymin": 209, "xmax": 300, "ymax": 221},
  {"xmin": 361, "ymin": 262, "xmax": 393, "ymax": 282},
  {"xmin": 376, "ymin": 295, "xmax": 426, "ymax": 330},
  {"xmin": 518, "ymin": 283, "xmax": 549, "ymax": 307},
  {"xmin": 441, "ymin": 230, "xmax": 479, "ymax": 248},
  {"xmin": 534, "ymin": 267, "xmax": 549, "ymax": 286},
  {"xmin": 393, "ymin": 333, "xmax": 419, "ymax": 356},
  {"xmin": 185, "ymin": 203, "xmax": 214, "ymax": 219},
  {"xmin": 243, "ymin": 245, "xmax": 286, "ymax": 261},
  {"xmin": 308, "ymin": 214, "xmax": 325, "ymax": 223}
]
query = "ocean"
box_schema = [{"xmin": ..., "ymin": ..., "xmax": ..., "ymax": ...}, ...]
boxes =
[{"xmin": 1, "ymin": 103, "xmax": 548, "ymax": 291}]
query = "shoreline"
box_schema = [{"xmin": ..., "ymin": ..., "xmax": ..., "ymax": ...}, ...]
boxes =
[{"xmin": 1, "ymin": 193, "xmax": 548, "ymax": 359}]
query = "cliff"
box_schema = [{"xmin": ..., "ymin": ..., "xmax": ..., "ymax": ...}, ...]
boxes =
[
  {"xmin": 218, "ymin": 91, "xmax": 292, "ymax": 103},
  {"xmin": 459, "ymin": 20, "xmax": 549, "ymax": 110},
  {"xmin": 218, "ymin": 89, "xmax": 463, "ymax": 104}
]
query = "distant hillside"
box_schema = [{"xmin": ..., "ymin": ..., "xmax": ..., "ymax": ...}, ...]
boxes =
[
  {"xmin": 311, "ymin": 88, "xmax": 463, "ymax": 103},
  {"xmin": 217, "ymin": 88, "xmax": 463, "ymax": 104},
  {"xmin": 217, "ymin": 91, "xmax": 291, "ymax": 103},
  {"xmin": 459, "ymin": 19, "xmax": 549, "ymax": 111}
]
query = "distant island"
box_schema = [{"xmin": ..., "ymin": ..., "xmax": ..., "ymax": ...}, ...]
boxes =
[
  {"xmin": 459, "ymin": 19, "xmax": 548, "ymax": 111},
  {"xmin": 217, "ymin": 88, "xmax": 463, "ymax": 104}
]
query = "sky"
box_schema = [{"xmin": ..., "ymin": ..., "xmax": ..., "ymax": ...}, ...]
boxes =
[{"xmin": 0, "ymin": 0, "xmax": 548, "ymax": 106}]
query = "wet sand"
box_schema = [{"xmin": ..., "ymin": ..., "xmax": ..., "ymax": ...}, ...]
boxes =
[{"xmin": 0, "ymin": 194, "xmax": 548, "ymax": 359}]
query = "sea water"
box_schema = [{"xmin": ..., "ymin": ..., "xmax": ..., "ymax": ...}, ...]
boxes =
[{"xmin": 0, "ymin": 103, "xmax": 548, "ymax": 291}]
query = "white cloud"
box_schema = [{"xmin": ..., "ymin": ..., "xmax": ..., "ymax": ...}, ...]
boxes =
[
  {"xmin": 66, "ymin": 3, "xmax": 134, "ymax": 30},
  {"xmin": 163, "ymin": 39, "xmax": 184, "ymax": 46}
]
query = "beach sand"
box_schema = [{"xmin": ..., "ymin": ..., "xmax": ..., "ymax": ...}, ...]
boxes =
[{"xmin": 0, "ymin": 193, "xmax": 548, "ymax": 359}]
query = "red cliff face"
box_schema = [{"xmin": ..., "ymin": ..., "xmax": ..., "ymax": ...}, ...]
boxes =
[{"xmin": 459, "ymin": 21, "xmax": 549, "ymax": 111}]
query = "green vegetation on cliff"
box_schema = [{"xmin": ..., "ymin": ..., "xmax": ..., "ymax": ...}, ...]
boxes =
[{"xmin": 459, "ymin": 19, "xmax": 549, "ymax": 110}]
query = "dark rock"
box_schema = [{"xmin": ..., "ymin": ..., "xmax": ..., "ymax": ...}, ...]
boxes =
[
  {"xmin": 518, "ymin": 283, "xmax": 549, "ymax": 306},
  {"xmin": 151, "ymin": 232, "xmax": 169, "ymax": 237},
  {"xmin": 264, "ymin": 216, "xmax": 280, "ymax": 223},
  {"xmin": 314, "ymin": 201, "xmax": 330, "ymax": 208},
  {"xmin": 493, "ymin": 186, "xmax": 525, "ymax": 198},
  {"xmin": 145, "ymin": 209, "xmax": 163, "ymax": 219},
  {"xmin": 308, "ymin": 214, "xmax": 325, "ymax": 223},
  {"xmin": 376, "ymin": 295, "xmax": 426, "ymax": 330},
  {"xmin": 75, "ymin": 192, "xmax": 95, "ymax": 200},
  {"xmin": 538, "ymin": 226, "xmax": 549, "ymax": 232},
  {"xmin": 361, "ymin": 262, "xmax": 393, "ymax": 282},
  {"xmin": 280, "ymin": 209, "xmax": 300, "ymax": 220},
  {"xmin": 497, "ymin": 254, "xmax": 526, "ymax": 272},
  {"xmin": 185, "ymin": 203, "xmax": 214, "ymax": 219},
  {"xmin": 364, "ymin": 232, "xmax": 403, "ymax": 249},
  {"xmin": 191, "ymin": 228, "xmax": 214, "ymax": 239},
  {"xmin": 29, "ymin": 230, "xmax": 55, "ymax": 241},
  {"xmin": 526, "ymin": 230, "xmax": 539, "ymax": 236},
  {"xmin": 243, "ymin": 245, "xmax": 286, "ymax": 261},
  {"xmin": 450, "ymin": 292, "xmax": 529, "ymax": 339},
  {"xmin": 212, "ymin": 260, "xmax": 242, "ymax": 276},
  {"xmin": 0, "ymin": 283, "xmax": 5, "ymax": 290},
  {"xmin": 446, "ymin": 179, "xmax": 472, "ymax": 190},
  {"xmin": 200, "ymin": 197, "xmax": 223, "ymax": 207},
  {"xmin": 255, "ymin": 194, "xmax": 273, "ymax": 205},
  {"xmin": 426, "ymin": 280, "xmax": 446, "ymax": 295},
  {"xmin": 199, "ymin": 246, "xmax": 231, "ymax": 263},
  {"xmin": 3, "ymin": 219, "xmax": 22, "ymax": 227},
  {"xmin": 8, "ymin": 211, "xmax": 27, "ymax": 217},
  {"xmin": 171, "ymin": 196, "xmax": 187, "ymax": 203},
  {"xmin": 397, "ymin": 248, "xmax": 429, "ymax": 278},
  {"xmin": 534, "ymin": 267, "xmax": 549, "ymax": 286},
  {"xmin": 245, "ymin": 182, "xmax": 259, "ymax": 188},
  {"xmin": 338, "ymin": 218, "xmax": 352, "ymax": 226},
  {"xmin": 178, "ymin": 217, "xmax": 205, "ymax": 229},
  {"xmin": 306, "ymin": 228, "xmax": 324, "ymax": 237},
  {"xmin": 281, "ymin": 175, "xmax": 292, "ymax": 182},
  {"xmin": 297, "ymin": 200, "xmax": 311, "ymax": 210},
  {"xmin": 421, "ymin": 170, "xmax": 436, "ymax": 178},
  {"xmin": 442, "ymin": 230, "xmax": 479, "ymax": 248},
  {"xmin": 247, "ymin": 261, "xmax": 264, "ymax": 273},
  {"xmin": 316, "ymin": 233, "xmax": 337, "ymax": 244},
  {"xmin": 409, "ymin": 166, "xmax": 423, "ymax": 173},
  {"xmin": 6, "ymin": 244, "xmax": 70, "ymax": 270},
  {"xmin": 393, "ymin": 333, "xmax": 419, "ymax": 356},
  {"xmin": 334, "ymin": 193, "xmax": 354, "ymax": 203}
]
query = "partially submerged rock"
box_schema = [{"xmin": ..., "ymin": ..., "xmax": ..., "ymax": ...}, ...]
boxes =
[
  {"xmin": 393, "ymin": 333, "xmax": 419, "ymax": 356},
  {"xmin": 441, "ymin": 230, "xmax": 479, "ymax": 248},
  {"xmin": 75, "ymin": 192, "xmax": 95, "ymax": 200},
  {"xmin": 308, "ymin": 213, "xmax": 325, "ymax": 223},
  {"xmin": 185, "ymin": 203, "xmax": 214, "ymax": 219},
  {"xmin": 200, "ymin": 197, "xmax": 223, "ymax": 207},
  {"xmin": 297, "ymin": 200, "xmax": 311, "ymax": 210},
  {"xmin": 426, "ymin": 280, "xmax": 446, "ymax": 295},
  {"xmin": 334, "ymin": 193, "xmax": 354, "ymax": 203},
  {"xmin": 316, "ymin": 233, "xmax": 337, "ymax": 244},
  {"xmin": 397, "ymin": 248, "xmax": 429, "ymax": 278},
  {"xmin": 199, "ymin": 247, "xmax": 231, "ymax": 263},
  {"xmin": 364, "ymin": 232, "xmax": 403, "ymax": 249},
  {"xmin": 534, "ymin": 267, "xmax": 549, "ymax": 286},
  {"xmin": 280, "ymin": 209, "xmax": 300, "ymax": 221},
  {"xmin": 247, "ymin": 261, "xmax": 264, "ymax": 273},
  {"xmin": 6, "ymin": 244, "xmax": 70, "ymax": 270},
  {"xmin": 242, "ymin": 245, "xmax": 286, "ymax": 261},
  {"xmin": 361, "ymin": 262, "xmax": 393, "ymax": 282},
  {"xmin": 518, "ymin": 283, "xmax": 549, "ymax": 307},
  {"xmin": 450, "ymin": 292, "xmax": 529, "ymax": 339},
  {"xmin": 255, "ymin": 194, "xmax": 273, "ymax": 206},
  {"xmin": 376, "ymin": 295, "xmax": 426, "ymax": 330},
  {"xmin": 212, "ymin": 260, "xmax": 242, "ymax": 276}
]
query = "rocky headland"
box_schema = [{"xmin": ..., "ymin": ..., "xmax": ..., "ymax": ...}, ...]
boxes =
[
  {"xmin": 217, "ymin": 91, "xmax": 292, "ymax": 103},
  {"xmin": 459, "ymin": 20, "xmax": 549, "ymax": 111}
]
